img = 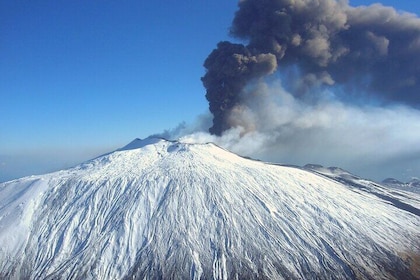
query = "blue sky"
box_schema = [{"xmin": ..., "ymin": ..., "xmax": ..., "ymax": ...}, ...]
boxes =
[
  {"xmin": 1, "ymin": 1, "xmax": 237, "ymax": 181},
  {"xmin": 1, "ymin": 0, "xmax": 420, "ymax": 182}
]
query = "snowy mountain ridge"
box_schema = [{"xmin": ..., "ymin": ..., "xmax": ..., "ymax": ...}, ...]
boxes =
[
  {"xmin": 382, "ymin": 177, "xmax": 420, "ymax": 194},
  {"xmin": 0, "ymin": 138, "xmax": 419, "ymax": 279}
]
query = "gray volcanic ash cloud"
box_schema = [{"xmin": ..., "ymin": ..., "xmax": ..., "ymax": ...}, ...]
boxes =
[
  {"xmin": 202, "ymin": 0, "xmax": 420, "ymax": 135},
  {"xmin": 202, "ymin": 42, "xmax": 277, "ymax": 135}
]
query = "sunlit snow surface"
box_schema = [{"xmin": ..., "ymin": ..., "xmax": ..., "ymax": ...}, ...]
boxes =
[{"xmin": 0, "ymin": 138, "xmax": 419, "ymax": 279}]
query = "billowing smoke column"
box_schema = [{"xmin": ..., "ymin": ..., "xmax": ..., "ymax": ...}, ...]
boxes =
[
  {"xmin": 202, "ymin": 42, "xmax": 277, "ymax": 135},
  {"xmin": 202, "ymin": 0, "xmax": 420, "ymax": 135}
]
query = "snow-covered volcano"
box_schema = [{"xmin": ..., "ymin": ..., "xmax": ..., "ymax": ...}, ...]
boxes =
[{"xmin": 0, "ymin": 138, "xmax": 419, "ymax": 279}]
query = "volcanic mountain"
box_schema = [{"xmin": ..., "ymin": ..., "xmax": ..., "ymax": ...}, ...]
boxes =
[{"xmin": 0, "ymin": 138, "xmax": 419, "ymax": 279}]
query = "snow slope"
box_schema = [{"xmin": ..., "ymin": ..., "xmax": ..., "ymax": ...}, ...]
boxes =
[{"xmin": 0, "ymin": 138, "xmax": 419, "ymax": 279}]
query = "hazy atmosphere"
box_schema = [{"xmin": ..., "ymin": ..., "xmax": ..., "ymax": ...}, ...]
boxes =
[{"xmin": 1, "ymin": 0, "xmax": 420, "ymax": 182}]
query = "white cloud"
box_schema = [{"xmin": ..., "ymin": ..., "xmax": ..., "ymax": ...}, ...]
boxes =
[{"xmin": 168, "ymin": 81, "xmax": 420, "ymax": 181}]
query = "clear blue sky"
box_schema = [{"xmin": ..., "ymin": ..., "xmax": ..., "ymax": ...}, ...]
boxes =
[
  {"xmin": 1, "ymin": 0, "xmax": 419, "ymax": 182},
  {"xmin": 1, "ymin": 1, "xmax": 238, "ymax": 181}
]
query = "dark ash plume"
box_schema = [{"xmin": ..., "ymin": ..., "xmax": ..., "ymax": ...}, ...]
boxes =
[
  {"xmin": 202, "ymin": 41, "xmax": 277, "ymax": 135},
  {"xmin": 202, "ymin": 0, "xmax": 420, "ymax": 135}
]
